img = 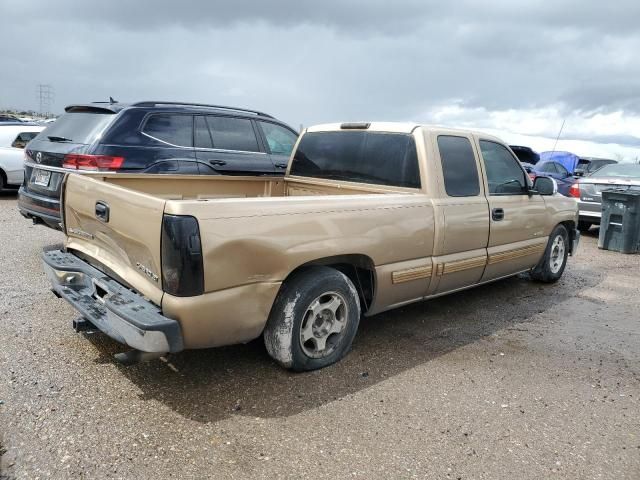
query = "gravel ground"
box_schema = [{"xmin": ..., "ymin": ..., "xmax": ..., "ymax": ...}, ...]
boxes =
[{"xmin": 1, "ymin": 192, "xmax": 639, "ymax": 479}]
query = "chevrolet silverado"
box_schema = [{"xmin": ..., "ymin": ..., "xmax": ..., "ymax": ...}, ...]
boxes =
[{"xmin": 43, "ymin": 122, "xmax": 579, "ymax": 370}]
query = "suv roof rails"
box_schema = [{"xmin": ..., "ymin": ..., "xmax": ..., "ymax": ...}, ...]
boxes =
[{"xmin": 130, "ymin": 101, "xmax": 274, "ymax": 118}]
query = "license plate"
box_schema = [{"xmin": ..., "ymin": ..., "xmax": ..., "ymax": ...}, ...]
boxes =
[{"xmin": 32, "ymin": 169, "xmax": 51, "ymax": 187}]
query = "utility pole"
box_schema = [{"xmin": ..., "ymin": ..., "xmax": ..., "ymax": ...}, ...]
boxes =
[{"xmin": 36, "ymin": 84, "xmax": 54, "ymax": 117}]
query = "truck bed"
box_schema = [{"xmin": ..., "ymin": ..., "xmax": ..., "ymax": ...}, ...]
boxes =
[{"xmin": 95, "ymin": 173, "xmax": 406, "ymax": 200}]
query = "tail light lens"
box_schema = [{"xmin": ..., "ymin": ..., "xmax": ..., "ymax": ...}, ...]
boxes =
[
  {"xmin": 161, "ymin": 215, "xmax": 204, "ymax": 297},
  {"xmin": 568, "ymin": 183, "xmax": 581, "ymax": 198},
  {"xmin": 63, "ymin": 154, "xmax": 124, "ymax": 171}
]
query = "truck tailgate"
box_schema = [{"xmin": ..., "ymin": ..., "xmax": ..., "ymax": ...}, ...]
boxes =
[{"xmin": 63, "ymin": 174, "xmax": 165, "ymax": 305}]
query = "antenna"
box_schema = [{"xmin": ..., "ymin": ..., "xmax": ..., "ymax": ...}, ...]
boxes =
[{"xmin": 551, "ymin": 118, "xmax": 566, "ymax": 153}]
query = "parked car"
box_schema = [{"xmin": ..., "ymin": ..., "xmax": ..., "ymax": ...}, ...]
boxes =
[
  {"xmin": 0, "ymin": 114, "xmax": 24, "ymax": 124},
  {"xmin": 510, "ymin": 145, "xmax": 540, "ymax": 165},
  {"xmin": 0, "ymin": 124, "xmax": 45, "ymax": 191},
  {"xmin": 43, "ymin": 122, "xmax": 579, "ymax": 370},
  {"xmin": 539, "ymin": 151, "xmax": 580, "ymax": 174},
  {"xmin": 574, "ymin": 157, "xmax": 617, "ymax": 177},
  {"xmin": 19, "ymin": 101, "xmax": 298, "ymax": 229},
  {"xmin": 527, "ymin": 160, "xmax": 575, "ymax": 196},
  {"xmin": 568, "ymin": 163, "xmax": 640, "ymax": 231}
]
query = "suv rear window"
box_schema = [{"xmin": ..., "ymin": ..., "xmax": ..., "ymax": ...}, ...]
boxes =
[
  {"xmin": 41, "ymin": 112, "xmax": 114, "ymax": 145},
  {"xmin": 290, "ymin": 131, "xmax": 420, "ymax": 188}
]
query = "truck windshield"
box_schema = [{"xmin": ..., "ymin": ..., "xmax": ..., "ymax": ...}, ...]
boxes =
[{"xmin": 290, "ymin": 131, "xmax": 421, "ymax": 188}]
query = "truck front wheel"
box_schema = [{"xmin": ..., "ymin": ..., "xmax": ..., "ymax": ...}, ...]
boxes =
[
  {"xmin": 531, "ymin": 224, "xmax": 569, "ymax": 283},
  {"xmin": 264, "ymin": 266, "xmax": 361, "ymax": 371}
]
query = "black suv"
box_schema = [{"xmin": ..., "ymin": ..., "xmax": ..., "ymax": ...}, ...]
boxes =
[{"xmin": 19, "ymin": 101, "xmax": 298, "ymax": 229}]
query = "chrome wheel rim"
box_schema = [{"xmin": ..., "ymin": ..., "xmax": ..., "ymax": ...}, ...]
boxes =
[
  {"xmin": 549, "ymin": 234, "xmax": 566, "ymax": 274},
  {"xmin": 299, "ymin": 291, "xmax": 348, "ymax": 359}
]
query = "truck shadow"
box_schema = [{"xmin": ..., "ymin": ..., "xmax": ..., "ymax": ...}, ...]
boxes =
[{"xmin": 85, "ymin": 267, "xmax": 603, "ymax": 424}]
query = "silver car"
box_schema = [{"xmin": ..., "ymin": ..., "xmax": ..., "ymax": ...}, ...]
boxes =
[{"xmin": 570, "ymin": 163, "xmax": 640, "ymax": 231}]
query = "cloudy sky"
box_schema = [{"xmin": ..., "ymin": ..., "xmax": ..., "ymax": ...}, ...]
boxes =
[{"xmin": 2, "ymin": 0, "xmax": 640, "ymax": 160}]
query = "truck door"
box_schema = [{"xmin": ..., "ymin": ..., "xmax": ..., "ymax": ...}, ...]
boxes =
[
  {"xmin": 430, "ymin": 134, "xmax": 490, "ymax": 294},
  {"xmin": 475, "ymin": 138, "xmax": 548, "ymax": 281}
]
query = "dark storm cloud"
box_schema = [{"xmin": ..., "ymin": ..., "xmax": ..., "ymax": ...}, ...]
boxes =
[{"xmin": 2, "ymin": 0, "xmax": 640, "ymax": 149}]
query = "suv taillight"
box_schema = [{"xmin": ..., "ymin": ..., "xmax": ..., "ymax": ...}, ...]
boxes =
[
  {"xmin": 568, "ymin": 183, "xmax": 581, "ymax": 198},
  {"xmin": 161, "ymin": 215, "xmax": 204, "ymax": 297},
  {"xmin": 63, "ymin": 154, "xmax": 124, "ymax": 171}
]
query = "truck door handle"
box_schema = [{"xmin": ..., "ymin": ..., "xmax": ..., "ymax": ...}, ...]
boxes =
[
  {"xmin": 275, "ymin": 163, "xmax": 287, "ymax": 169},
  {"xmin": 210, "ymin": 160, "xmax": 227, "ymax": 166},
  {"xmin": 492, "ymin": 208, "xmax": 504, "ymax": 221},
  {"xmin": 95, "ymin": 201, "xmax": 110, "ymax": 222}
]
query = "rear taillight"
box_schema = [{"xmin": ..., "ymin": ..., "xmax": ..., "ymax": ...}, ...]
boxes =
[
  {"xmin": 63, "ymin": 154, "xmax": 124, "ymax": 171},
  {"xmin": 568, "ymin": 183, "xmax": 581, "ymax": 198},
  {"xmin": 161, "ymin": 215, "xmax": 204, "ymax": 297}
]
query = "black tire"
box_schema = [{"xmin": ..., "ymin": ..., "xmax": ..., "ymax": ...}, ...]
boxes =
[
  {"xmin": 264, "ymin": 266, "xmax": 361, "ymax": 371},
  {"xmin": 0, "ymin": 170, "xmax": 5, "ymax": 191},
  {"xmin": 578, "ymin": 221, "xmax": 592, "ymax": 232},
  {"xmin": 531, "ymin": 224, "xmax": 569, "ymax": 283}
]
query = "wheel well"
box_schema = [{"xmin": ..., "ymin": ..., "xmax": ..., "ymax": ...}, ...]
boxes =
[
  {"xmin": 286, "ymin": 255, "xmax": 376, "ymax": 313},
  {"xmin": 0, "ymin": 168, "xmax": 6, "ymax": 186}
]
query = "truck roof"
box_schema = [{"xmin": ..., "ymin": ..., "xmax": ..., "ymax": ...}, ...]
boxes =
[{"xmin": 306, "ymin": 122, "xmax": 502, "ymax": 140}]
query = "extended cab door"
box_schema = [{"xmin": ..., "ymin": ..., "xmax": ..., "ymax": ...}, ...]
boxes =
[
  {"xmin": 430, "ymin": 133, "xmax": 490, "ymax": 294},
  {"xmin": 475, "ymin": 138, "xmax": 547, "ymax": 281}
]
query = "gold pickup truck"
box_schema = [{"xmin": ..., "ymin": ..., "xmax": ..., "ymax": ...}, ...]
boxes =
[{"xmin": 43, "ymin": 122, "xmax": 579, "ymax": 370}]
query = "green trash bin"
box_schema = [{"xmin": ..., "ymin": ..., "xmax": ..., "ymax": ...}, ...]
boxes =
[{"xmin": 598, "ymin": 188, "xmax": 640, "ymax": 254}]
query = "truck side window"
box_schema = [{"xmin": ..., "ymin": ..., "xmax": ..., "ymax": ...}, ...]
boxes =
[
  {"xmin": 437, "ymin": 135, "xmax": 480, "ymax": 197},
  {"xmin": 480, "ymin": 140, "xmax": 527, "ymax": 195}
]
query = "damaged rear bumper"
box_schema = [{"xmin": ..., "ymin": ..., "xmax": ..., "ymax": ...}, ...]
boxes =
[{"xmin": 42, "ymin": 250, "xmax": 183, "ymax": 353}]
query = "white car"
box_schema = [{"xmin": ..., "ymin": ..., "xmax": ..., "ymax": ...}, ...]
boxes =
[{"xmin": 0, "ymin": 124, "xmax": 45, "ymax": 190}]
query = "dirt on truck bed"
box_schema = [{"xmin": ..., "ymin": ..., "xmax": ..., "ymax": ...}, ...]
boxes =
[{"xmin": 1, "ymin": 192, "xmax": 639, "ymax": 479}]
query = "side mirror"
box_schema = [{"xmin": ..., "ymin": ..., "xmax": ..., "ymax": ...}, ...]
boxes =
[{"xmin": 532, "ymin": 176, "xmax": 557, "ymax": 195}]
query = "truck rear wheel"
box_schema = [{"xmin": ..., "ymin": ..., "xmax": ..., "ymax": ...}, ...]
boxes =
[
  {"xmin": 264, "ymin": 266, "xmax": 361, "ymax": 371},
  {"xmin": 531, "ymin": 224, "xmax": 569, "ymax": 283}
]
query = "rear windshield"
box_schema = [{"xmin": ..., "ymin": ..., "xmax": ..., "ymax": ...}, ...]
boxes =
[
  {"xmin": 41, "ymin": 112, "xmax": 115, "ymax": 144},
  {"xmin": 290, "ymin": 131, "xmax": 420, "ymax": 188},
  {"xmin": 593, "ymin": 164, "xmax": 640, "ymax": 179}
]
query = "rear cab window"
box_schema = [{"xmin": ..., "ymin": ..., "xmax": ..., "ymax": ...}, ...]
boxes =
[{"xmin": 290, "ymin": 130, "xmax": 421, "ymax": 189}]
